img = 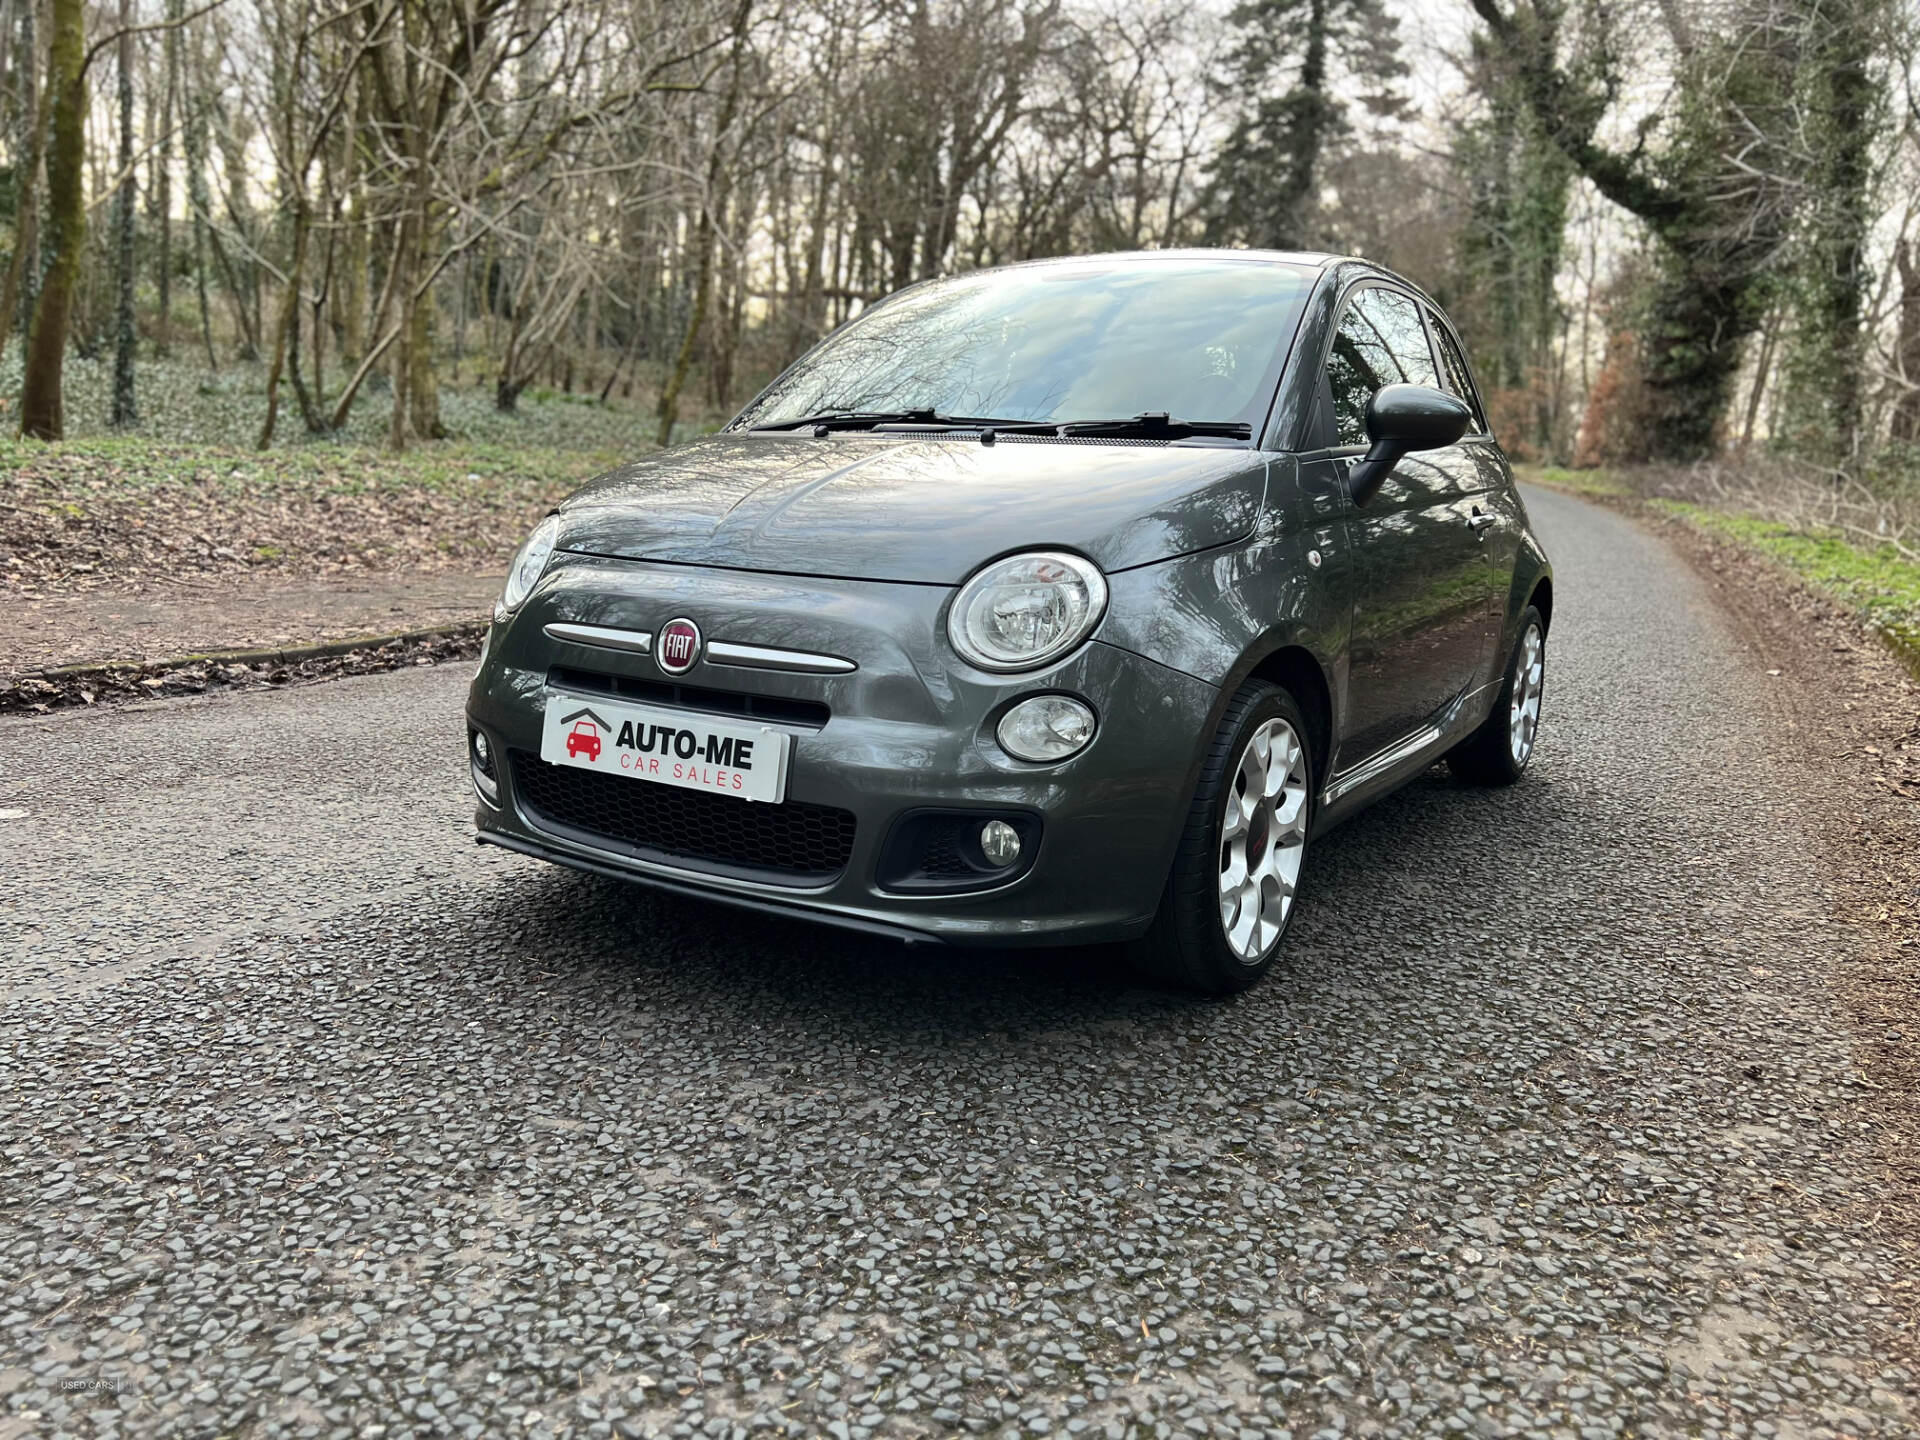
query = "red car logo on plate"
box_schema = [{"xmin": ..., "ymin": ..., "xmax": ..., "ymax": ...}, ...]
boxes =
[
  {"xmin": 656, "ymin": 617, "xmax": 702, "ymax": 675},
  {"xmin": 565, "ymin": 720, "xmax": 602, "ymax": 761}
]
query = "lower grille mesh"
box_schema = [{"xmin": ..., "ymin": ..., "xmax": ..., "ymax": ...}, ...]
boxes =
[
  {"xmin": 918, "ymin": 817, "xmax": 979, "ymax": 876},
  {"xmin": 510, "ymin": 751, "xmax": 856, "ymax": 884}
]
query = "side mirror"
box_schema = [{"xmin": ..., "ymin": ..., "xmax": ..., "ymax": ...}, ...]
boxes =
[{"xmin": 1347, "ymin": 384, "xmax": 1474, "ymax": 505}]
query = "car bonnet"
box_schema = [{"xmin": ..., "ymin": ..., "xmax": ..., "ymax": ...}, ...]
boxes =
[{"xmin": 552, "ymin": 433, "xmax": 1269, "ymax": 585}]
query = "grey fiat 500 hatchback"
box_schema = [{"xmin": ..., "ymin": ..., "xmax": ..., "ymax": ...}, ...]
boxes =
[{"xmin": 467, "ymin": 250, "xmax": 1552, "ymax": 994}]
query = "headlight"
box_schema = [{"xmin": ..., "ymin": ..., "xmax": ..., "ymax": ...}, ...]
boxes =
[
  {"xmin": 499, "ymin": 515, "xmax": 561, "ymax": 615},
  {"xmin": 997, "ymin": 695, "xmax": 1096, "ymax": 762},
  {"xmin": 948, "ymin": 551, "xmax": 1108, "ymax": 672}
]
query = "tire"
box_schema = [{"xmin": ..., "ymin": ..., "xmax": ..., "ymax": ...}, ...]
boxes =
[
  {"xmin": 1133, "ymin": 679, "xmax": 1315, "ymax": 996},
  {"xmin": 1450, "ymin": 605, "xmax": 1546, "ymax": 786}
]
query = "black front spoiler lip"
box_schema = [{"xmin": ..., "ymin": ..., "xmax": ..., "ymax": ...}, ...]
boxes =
[{"xmin": 475, "ymin": 830, "xmax": 947, "ymax": 947}]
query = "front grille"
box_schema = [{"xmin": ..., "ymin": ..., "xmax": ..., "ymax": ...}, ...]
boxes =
[
  {"xmin": 509, "ymin": 750, "xmax": 855, "ymax": 885},
  {"xmin": 549, "ymin": 667, "xmax": 829, "ymax": 730}
]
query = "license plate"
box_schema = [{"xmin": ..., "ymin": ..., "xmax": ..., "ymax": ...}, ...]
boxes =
[{"xmin": 540, "ymin": 694, "xmax": 792, "ymax": 804}]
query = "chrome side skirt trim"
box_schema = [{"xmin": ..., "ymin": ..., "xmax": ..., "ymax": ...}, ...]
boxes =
[
  {"xmin": 1322, "ymin": 724, "xmax": 1443, "ymax": 806},
  {"xmin": 543, "ymin": 622, "xmax": 653, "ymax": 655},
  {"xmin": 706, "ymin": 640, "xmax": 857, "ymax": 675}
]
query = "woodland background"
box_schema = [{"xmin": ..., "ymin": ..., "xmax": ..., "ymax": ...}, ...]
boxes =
[{"xmin": 1, "ymin": 0, "xmax": 1919, "ymax": 579}]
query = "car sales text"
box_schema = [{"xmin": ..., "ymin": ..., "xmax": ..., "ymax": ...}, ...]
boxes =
[{"xmin": 615, "ymin": 721, "xmax": 756, "ymax": 790}]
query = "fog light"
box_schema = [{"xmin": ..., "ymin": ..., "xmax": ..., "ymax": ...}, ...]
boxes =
[
  {"xmin": 470, "ymin": 728, "xmax": 499, "ymax": 805},
  {"xmin": 979, "ymin": 819, "xmax": 1022, "ymax": 867},
  {"xmin": 997, "ymin": 695, "xmax": 1095, "ymax": 762}
]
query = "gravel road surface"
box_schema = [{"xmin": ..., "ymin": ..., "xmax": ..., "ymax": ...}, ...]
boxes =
[{"xmin": 2, "ymin": 487, "xmax": 1912, "ymax": 1440}]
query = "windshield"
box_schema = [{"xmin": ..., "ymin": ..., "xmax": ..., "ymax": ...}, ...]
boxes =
[{"xmin": 731, "ymin": 259, "xmax": 1315, "ymax": 433}]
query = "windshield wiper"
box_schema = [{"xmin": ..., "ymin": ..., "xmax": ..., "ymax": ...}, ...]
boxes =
[
  {"xmin": 749, "ymin": 408, "xmax": 996, "ymax": 434},
  {"xmin": 750, "ymin": 408, "xmax": 1252, "ymax": 441},
  {"xmin": 1052, "ymin": 412, "xmax": 1251, "ymax": 440}
]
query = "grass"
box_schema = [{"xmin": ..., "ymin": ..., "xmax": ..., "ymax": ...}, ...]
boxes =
[
  {"xmin": 1519, "ymin": 463, "xmax": 1920, "ymax": 672},
  {"xmin": 1523, "ymin": 466, "xmax": 1631, "ymax": 499},
  {"xmin": 1652, "ymin": 501, "xmax": 1920, "ymax": 664},
  {"xmin": 0, "ymin": 350, "xmax": 724, "ymax": 454}
]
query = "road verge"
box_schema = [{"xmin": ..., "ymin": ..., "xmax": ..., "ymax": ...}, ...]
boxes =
[
  {"xmin": 0, "ymin": 621, "xmax": 485, "ymax": 715},
  {"xmin": 1526, "ymin": 467, "xmax": 1920, "ymax": 678}
]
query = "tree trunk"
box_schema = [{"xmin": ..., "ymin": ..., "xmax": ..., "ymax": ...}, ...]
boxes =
[
  {"xmin": 598, "ymin": 314, "xmax": 642, "ymax": 405},
  {"xmin": 386, "ymin": 63, "xmax": 435, "ymax": 452},
  {"xmin": 408, "ymin": 262, "xmax": 443, "ymax": 438},
  {"xmin": 708, "ymin": 198, "xmax": 743, "ymax": 410},
  {"xmin": 387, "ymin": 210, "xmax": 417, "ymax": 452},
  {"xmin": 215, "ymin": 105, "xmax": 260, "ymax": 360},
  {"xmin": 656, "ymin": 204, "xmax": 716, "ymax": 448},
  {"xmin": 184, "ymin": 76, "xmax": 217, "ymax": 368},
  {"xmin": 656, "ymin": 0, "xmax": 753, "ymax": 448},
  {"xmin": 18, "ymin": 0, "xmax": 85, "ymax": 441},
  {"xmin": 329, "ymin": 220, "xmax": 409, "ymax": 429},
  {"xmin": 337, "ymin": 78, "xmax": 367, "ymax": 364},
  {"xmin": 256, "ymin": 199, "xmax": 310, "ymax": 448},
  {"xmin": 204, "ymin": 217, "xmax": 258, "ymax": 357},
  {"xmin": 0, "ymin": 0, "xmax": 43, "ymax": 363},
  {"xmin": 1271, "ymin": 0, "xmax": 1333, "ymax": 249},
  {"xmin": 1892, "ymin": 241, "xmax": 1920, "ymax": 446},
  {"xmin": 156, "ymin": 0, "xmax": 179, "ymax": 358},
  {"xmin": 452, "ymin": 248, "xmax": 468, "ymax": 379},
  {"xmin": 111, "ymin": 0, "xmax": 139, "ymax": 428},
  {"xmin": 1740, "ymin": 305, "xmax": 1783, "ymax": 453},
  {"xmin": 306, "ymin": 198, "xmax": 335, "ymax": 426},
  {"xmin": 1775, "ymin": 0, "xmax": 1879, "ymax": 465},
  {"xmin": 1633, "ymin": 252, "xmax": 1763, "ymax": 462}
]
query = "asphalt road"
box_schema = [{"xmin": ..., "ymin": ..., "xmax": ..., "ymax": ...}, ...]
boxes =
[{"xmin": 2, "ymin": 486, "xmax": 1913, "ymax": 1440}]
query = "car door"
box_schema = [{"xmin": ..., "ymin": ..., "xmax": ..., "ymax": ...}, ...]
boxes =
[
  {"xmin": 1425, "ymin": 307, "xmax": 1521, "ymax": 682},
  {"xmin": 1320, "ymin": 285, "xmax": 1498, "ymax": 760}
]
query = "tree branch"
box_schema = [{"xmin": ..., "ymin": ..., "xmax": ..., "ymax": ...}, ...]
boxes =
[{"xmin": 82, "ymin": 0, "xmax": 228, "ymax": 80}]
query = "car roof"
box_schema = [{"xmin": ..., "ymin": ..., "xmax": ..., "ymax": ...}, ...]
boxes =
[
  {"xmin": 984, "ymin": 247, "xmax": 1347, "ymax": 274},
  {"xmin": 943, "ymin": 248, "xmax": 1440, "ymax": 308}
]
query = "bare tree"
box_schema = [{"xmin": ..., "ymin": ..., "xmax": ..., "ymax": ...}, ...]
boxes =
[
  {"xmin": 17, "ymin": 0, "xmax": 83, "ymax": 438},
  {"xmin": 111, "ymin": 0, "xmax": 138, "ymax": 426}
]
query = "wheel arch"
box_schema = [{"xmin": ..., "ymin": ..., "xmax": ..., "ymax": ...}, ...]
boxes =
[
  {"xmin": 1189, "ymin": 634, "xmax": 1337, "ymax": 797},
  {"xmin": 1528, "ymin": 574, "xmax": 1554, "ymax": 634},
  {"xmin": 1245, "ymin": 644, "xmax": 1334, "ymax": 785}
]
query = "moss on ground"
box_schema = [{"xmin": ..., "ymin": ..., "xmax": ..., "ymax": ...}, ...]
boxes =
[
  {"xmin": 1516, "ymin": 464, "xmax": 1920, "ymax": 672},
  {"xmin": 1650, "ymin": 501, "xmax": 1920, "ymax": 667},
  {"xmin": 1524, "ymin": 466, "xmax": 1631, "ymax": 499}
]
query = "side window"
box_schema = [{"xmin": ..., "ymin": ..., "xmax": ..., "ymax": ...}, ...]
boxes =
[
  {"xmin": 1427, "ymin": 311, "xmax": 1488, "ymax": 433},
  {"xmin": 1324, "ymin": 287, "xmax": 1440, "ymax": 447}
]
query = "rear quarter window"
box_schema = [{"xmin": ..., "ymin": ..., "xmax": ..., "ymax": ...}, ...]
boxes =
[{"xmin": 1427, "ymin": 311, "xmax": 1489, "ymax": 434}]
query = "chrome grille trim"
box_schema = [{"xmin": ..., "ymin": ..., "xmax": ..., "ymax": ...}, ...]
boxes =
[
  {"xmin": 543, "ymin": 622, "xmax": 653, "ymax": 655},
  {"xmin": 705, "ymin": 640, "xmax": 857, "ymax": 675}
]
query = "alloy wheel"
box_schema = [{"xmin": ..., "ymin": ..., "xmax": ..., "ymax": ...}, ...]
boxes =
[
  {"xmin": 1509, "ymin": 623, "xmax": 1545, "ymax": 766},
  {"xmin": 1217, "ymin": 717, "xmax": 1309, "ymax": 963}
]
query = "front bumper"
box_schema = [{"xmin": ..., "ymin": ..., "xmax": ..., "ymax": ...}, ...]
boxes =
[{"xmin": 466, "ymin": 553, "xmax": 1219, "ymax": 946}]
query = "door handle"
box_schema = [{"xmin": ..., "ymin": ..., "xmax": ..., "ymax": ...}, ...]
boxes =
[{"xmin": 1466, "ymin": 509, "xmax": 1497, "ymax": 536}]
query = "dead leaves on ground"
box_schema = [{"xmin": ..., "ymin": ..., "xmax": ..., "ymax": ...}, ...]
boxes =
[{"xmin": 0, "ymin": 444, "xmax": 572, "ymax": 597}]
